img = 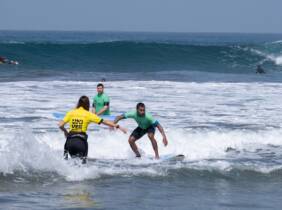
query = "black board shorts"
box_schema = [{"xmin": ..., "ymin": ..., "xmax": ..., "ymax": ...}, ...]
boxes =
[
  {"xmin": 64, "ymin": 133, "xmax": 88, "ymax": 158},
  {"xmin": 130, "ymin": 126, "xmax": 156, "ymax": 140}
]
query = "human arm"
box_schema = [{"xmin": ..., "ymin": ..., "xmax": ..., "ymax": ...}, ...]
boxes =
[
  {"xmin": 96, "ymin": 95, "xmax": 110, "ymax": 115},
  {"xmin": 89, "ymin": 112, "xmax": 127, "ymax": 133},
  {"xmin": 58, "ymin": 112, "xmax": 71, "ymax": 138},
  {"xmin": 114, "ymin": 110, "xmax": 135, "ymax": 124},
  {"xmin": 114, "ymin": 115, "xmax": 125, "ymax": 124},
  {"xmin": 91, "ymin": 106, "xmax": 96, "ymax": 114},
  {"xmin": 96, "ymin": 104, "xmax": 109, "ymax": 115},
  {"xmin": 91, "ymin": 100, "xmax": 96, "ymax": 114},
  {"xmin": 156, "ymin": 123, "xmax": 168, "ymax": 146},
  {"xmin": 58, "ymin": 120, "xmax": 69, "ymax": 138},
  {"xmin": 102, "ymin": 119, "xmax": 127, "ymax": 134}
]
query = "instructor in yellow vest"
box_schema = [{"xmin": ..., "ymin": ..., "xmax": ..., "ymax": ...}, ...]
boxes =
[{"xmin": 59, "ymin": 95, "xmax": 126, "ymax": 164}]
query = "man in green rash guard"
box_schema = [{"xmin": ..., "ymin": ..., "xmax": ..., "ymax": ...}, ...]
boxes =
[
  {"xmin": 114, "ymin": 103, "xmax": 168, "ymax": 159},
  {"xmin": 92, "ymin": 83, "xmax": 110, "ymax": 116}
]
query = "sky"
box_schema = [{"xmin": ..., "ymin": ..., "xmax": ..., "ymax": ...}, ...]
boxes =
[{"xmin": 1, "ymin": 0, "xmax": 282, "ymax": 33}]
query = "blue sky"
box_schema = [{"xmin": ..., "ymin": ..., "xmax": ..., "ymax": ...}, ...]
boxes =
[{"xmin": 1, "ymin": 0, "xmax": 282, "ymax": 33}]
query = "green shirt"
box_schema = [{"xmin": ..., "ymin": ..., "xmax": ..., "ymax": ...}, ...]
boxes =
[
  {"xmin": 124, "ymin": 111, "xmax": 157, "ymax": 129},
  {"xmin": 92, "ymin": 93, "xmax": 110, "ymax": 115}
]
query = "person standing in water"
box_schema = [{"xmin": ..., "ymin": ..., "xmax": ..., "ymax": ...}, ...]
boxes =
[
  {"xmin": 114, "ymin": 103, "xmax": 168, "ymax": 159},
  {"xmin": 59, "ymin": 96, "xmax": 126, "ymax": 163},
  {"xmin": 92, "ymin": 83, "xmax": 110, "ymax": 116},
  {"xmin": 256, "ymin": 65, "xmax": 266, "ymax": 74}
]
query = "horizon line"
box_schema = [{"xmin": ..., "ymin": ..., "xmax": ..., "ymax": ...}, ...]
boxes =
[{"xmin": 1, "ymin": 29, "xmax": 282, "ymax": 35}]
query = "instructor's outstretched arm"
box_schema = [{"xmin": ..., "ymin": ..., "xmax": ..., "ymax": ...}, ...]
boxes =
[
  {"xmin": 156, "ymin": 124, "xmax": 168, "ymax": 146},
  {"xmin": 102, "ymin": 119, "xmax": 127, "ymax": 134}
]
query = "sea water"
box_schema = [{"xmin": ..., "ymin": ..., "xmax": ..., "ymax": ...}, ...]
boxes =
[{"xmin": 1, "ymin": 31, "xmax": 282, "ymax": 209}]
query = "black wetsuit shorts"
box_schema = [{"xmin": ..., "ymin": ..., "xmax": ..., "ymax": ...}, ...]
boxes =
[
  {"xmin": 64, "ymin": 133, "xmax": 88, "ymax": 158},
  {"xmin": 130, "ymin": 126, "xmax": 156, "ymax": 140}
]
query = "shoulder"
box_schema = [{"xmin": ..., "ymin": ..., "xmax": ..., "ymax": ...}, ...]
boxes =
[
  {"xmin": 128, "ymin": 110, "xmax": 136, "ymax": 115},
  {"xmin": 103, "ymin": 93, "xmax": 110, "ymax": 99},
  {"xmin": 67, "ymin": 109, "xmax": 76, "ymax": 115},
  {"xmin": 63, "ymin": 109, "xmax": 76, "ymax": 121},
  {"xmin": 124, "ymin": 110, "xmax": 136, "ymax": 118},
  {"xmin": 146, "ymin": 112, "xmax": 155, "ymax": 120},
  {"xmin": 87, "ymin": 111, "xmax": 96, "ymax": 117},
  {"xmin": 146, "ymin": 112, "xmax": 153, "ymax": 117},
  {"xmin": 81, "ymin": 108, "xmax": 91, "ymax": 115},
  {"xmin": 88, "ymin": 112, "xmax": 103, "ymax": 123},
  {"xmin": 83, "ymin": 110, "xmax": 96, "ymax": 119}
]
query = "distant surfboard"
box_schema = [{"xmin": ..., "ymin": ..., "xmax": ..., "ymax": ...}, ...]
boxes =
[{"xmin": 52, "ymin": 112, "xmax": 116, "ymax": 121}]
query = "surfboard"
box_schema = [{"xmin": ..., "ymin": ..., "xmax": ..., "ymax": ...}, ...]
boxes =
[
  {"xmin": 87, "ymin": 155, "xmax": 185, "ymax": 163},
  {"xmin": 159, "ymin": 154, "xmax": 185, "ymax": 162},
  {"xmin": 53, "ymin": 112, "xmax": 116, "ymax": 121}
]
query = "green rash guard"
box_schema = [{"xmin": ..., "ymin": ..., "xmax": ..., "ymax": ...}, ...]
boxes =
[
  {"xmin": 123, "ymin": 111, "xmax": 158, "ymax": 129},
  {"xmin": 92, "ymin": 93, "xmax": 110, "ymax": 115}
]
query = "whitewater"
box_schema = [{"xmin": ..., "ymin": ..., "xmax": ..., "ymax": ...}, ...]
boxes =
[
  {"xmin": 1, "ymin": 80, "xmax": 282, "ymax": 179},
  {"xmin": 1, "ymin": 31, "xmax": 282, "ymax": 209}
]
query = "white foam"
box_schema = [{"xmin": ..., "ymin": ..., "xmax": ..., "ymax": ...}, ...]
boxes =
[
  {"xmin": 1, "ymin": 125, "xmax": 282, "ymax": 180},
  {"xmin": 271, "ymin": 40, "xmax": 282, "ymax": 44},
  {"xmin": 273, "ymin": 55, "xmax": 282, "ymax": 65},
  {"xmin": 249, "ymin": 48, "xmax": 282, "ymax": 66},
  {"xmin": 1, "ymin": 80, "xmax": 282, "ymax": 180}
]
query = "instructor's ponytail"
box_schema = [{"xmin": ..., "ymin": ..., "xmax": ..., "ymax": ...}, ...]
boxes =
[{"xmin": 77, "ymin": 96, "xmax": 90, "ymax": 111}]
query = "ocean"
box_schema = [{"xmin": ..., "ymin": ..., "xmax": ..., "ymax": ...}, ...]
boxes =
[{"xmin": 1, "ymin": 31, "xmax": 282, "ymax": 209}]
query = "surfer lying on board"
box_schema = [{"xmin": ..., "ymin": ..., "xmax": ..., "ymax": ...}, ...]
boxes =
[
  {"xmin": 114, "ymin": 103, "xmax": 168, "ymax": 159},
  {"xmin": 0, "ymin": 56, "xmax": 19, "ymax": 65},
  {"xmin": 58, "ymin": 95, "xmax": 127, "ymax": 164}
]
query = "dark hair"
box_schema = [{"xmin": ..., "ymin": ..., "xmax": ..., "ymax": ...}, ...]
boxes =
[
  {"xmin": 136, "ymin": 102, "xmax": 145, "ymax": 110},
  {"xmin": 77, "ymin": 96, "xmax": 90, "ymax": 111},
  {"xmin": 97, "ymin": 83, "xmax": 104, "ymax": 88}
]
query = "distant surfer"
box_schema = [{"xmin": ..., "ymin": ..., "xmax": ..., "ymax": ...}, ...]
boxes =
[
  {"xmin": 256, "ymin": 65, "xmax": 265, "ymax": 74},
  {"xmin": 0, "ymin": 56, "xmax": 6, "ymax": 64},
  {"xmin": 92, "ymin": 83, "xmax": 110, "ymax": 116},
  {"xmin": 0, "ymin": 56, "xmax": 19, "ymax": 65},
  {"xmin": 114, "ymin": 103, "xmax": 168, "ymax": 159},
  {"xmin": 58, "ymin": 95, "xmax": 127, "ymax": 163}
]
